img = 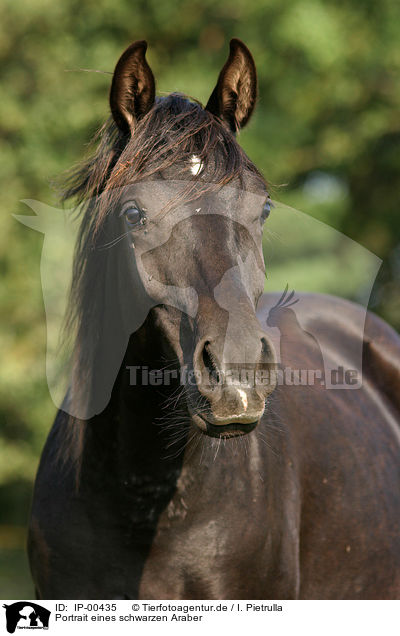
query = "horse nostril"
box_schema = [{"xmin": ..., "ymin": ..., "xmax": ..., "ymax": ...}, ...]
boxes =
[{"xmin": 202, "ymin": 341, "xmax": 221, "ymax": 387}]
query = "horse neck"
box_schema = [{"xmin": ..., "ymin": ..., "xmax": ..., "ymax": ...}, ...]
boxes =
[
  {"xmin": 77, "ymin": 331, "xmax": 188, "ymax": 538},
  {"xmin": 111, "ymin": 326, "xmax": 186, "ymax": 485}
]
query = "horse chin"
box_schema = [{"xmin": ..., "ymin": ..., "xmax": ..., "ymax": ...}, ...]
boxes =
[{"xmin": 191, "ymin": 412, "xmax": 259, "ymax": 438}]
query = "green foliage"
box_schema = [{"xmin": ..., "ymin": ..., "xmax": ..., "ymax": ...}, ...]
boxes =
[{"xmin": 0, "ymin": 0, "xmax": 399, "ymax": 595}]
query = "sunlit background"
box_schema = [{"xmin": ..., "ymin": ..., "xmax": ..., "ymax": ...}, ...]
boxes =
[{"xmin": 1, "ymin": 0, "xmax": 399, "ymax": 597}]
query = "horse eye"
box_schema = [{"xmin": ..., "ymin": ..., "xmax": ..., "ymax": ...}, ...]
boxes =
[
  {"xmin": 261, "ymin": 198, "xmax": 272, "ymax": 222},
  {"xmin": 124, "ymin": 205, "xmax": 145, "ymax": 228}
]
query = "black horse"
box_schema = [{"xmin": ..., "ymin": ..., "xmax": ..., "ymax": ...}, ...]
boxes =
[{"xmin": 28, "ymin": 39, "xmax": 400, "ymax": 599}]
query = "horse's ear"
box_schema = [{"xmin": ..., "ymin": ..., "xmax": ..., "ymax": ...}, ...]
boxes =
[
  {"xmin": 110, "ymin": 40, "xmax": 155, "ymax": 136},
  {"xmin": 205, "ymin": 38, "xmax": 257, "ymax": 133}
]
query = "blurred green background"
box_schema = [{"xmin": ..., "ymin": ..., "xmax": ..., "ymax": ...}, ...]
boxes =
[{"xmin": 0, "ymin": 0, "xmax": 399, "ymax": 598}]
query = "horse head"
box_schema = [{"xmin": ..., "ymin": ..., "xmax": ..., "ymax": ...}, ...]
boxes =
[{"xmin": 67, "ymin": 39, "xmax": 277, "ymax": 437}]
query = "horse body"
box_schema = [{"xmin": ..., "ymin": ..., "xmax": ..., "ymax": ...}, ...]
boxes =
[{"xmin": 28, "ymin": 40, "xmax": 400, "ymax": 599}]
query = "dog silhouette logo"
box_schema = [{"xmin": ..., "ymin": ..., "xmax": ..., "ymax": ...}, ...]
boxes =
[{"xmin": 2, "ymin": 602, "xmax": 50, "ymax": 633}]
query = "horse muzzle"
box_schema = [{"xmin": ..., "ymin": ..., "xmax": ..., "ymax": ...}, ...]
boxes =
[
  {"xmin": 190, "ymin": 411, "xmax": 260, "ymax": 438},
  {"xmin": 188, "ymin": 331, "xmax": 276, "ymax": 437}
]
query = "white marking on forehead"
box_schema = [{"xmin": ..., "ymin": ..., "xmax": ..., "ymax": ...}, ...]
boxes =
[
  {"xmin": 237, "ymin": 388, "xmax": 248, "ymax": 411},
  {"xmin": 190, "ymin": 155, "xmax": 203, "ymax": 176}
]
